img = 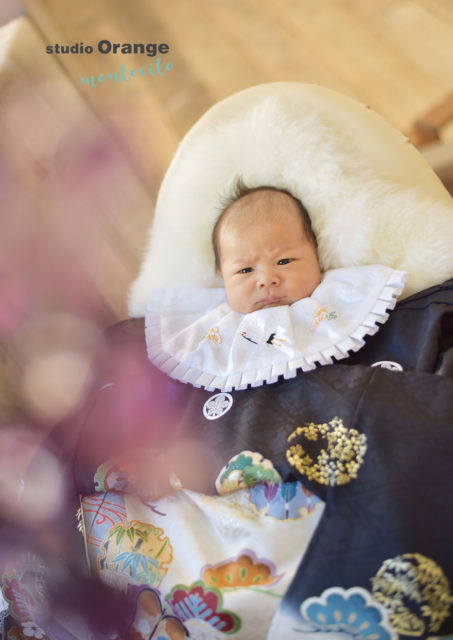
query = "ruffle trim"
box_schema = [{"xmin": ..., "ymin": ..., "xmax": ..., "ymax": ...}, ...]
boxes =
[{"xmin": 145, "ymin": 270, "xmax": 407, "ymax": 392}]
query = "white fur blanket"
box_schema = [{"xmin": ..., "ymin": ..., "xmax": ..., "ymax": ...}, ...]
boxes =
[{"xmin": 128, "ymin": 83, "xmax": 453, "ymax": 317}]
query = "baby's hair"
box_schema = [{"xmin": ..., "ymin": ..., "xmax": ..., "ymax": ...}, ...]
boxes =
[{"xmin": 212, "ymin": 178, "xmax": 317, "ymax": 271}]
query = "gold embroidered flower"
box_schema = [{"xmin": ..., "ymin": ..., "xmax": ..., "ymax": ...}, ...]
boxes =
[
  {"xmin": 286, "ymin": 417, "xmax": 367, "ymax": 486},
  {"xmin": 371, "ymin": 553, "xmax": 453, "ymax": 636}
]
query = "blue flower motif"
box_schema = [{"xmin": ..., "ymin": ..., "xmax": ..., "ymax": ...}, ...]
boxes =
[
  {"xmin": 301, "ymin": 587, "xmax": 396, "ymax": 640},
  {"xmin": 249, "ymin": 481, "xmax": 322, "ymax": 520}
]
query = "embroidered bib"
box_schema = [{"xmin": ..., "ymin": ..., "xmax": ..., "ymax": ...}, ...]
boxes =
[{"xmin": 145, "ymin": 265, "xmax": 407, "ymax": 391}]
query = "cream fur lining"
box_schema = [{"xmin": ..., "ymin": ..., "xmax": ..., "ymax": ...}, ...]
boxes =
[
  {"xmin": 129, "ymin": 83, "xmax": 453, "ymax": 317},
  {"xmin": 145, "ymin": 266, "xmax": 407, "ymax": 392}
]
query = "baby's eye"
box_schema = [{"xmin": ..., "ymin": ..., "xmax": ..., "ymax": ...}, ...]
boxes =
[
  {"xmin": 277, "ymin": 258, "xmax": 293, "ymax": 265},
  {"xmin": 238, "ymin": 267, "xmax": 253, "ymax": 274}
]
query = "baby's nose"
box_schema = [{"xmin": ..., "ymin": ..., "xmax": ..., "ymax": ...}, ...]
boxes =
[{"xmin": 258, "ymin": 268, "xmax": 280, "ymax": 287}]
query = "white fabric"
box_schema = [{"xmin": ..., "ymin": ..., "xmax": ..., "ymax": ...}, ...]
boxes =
[
  {"xmin": 123, "ymin": 488, "xmax": 325, "ymax": 640},
  {"xmin": 145, "ymin": 265, "xmax": 407, "ymax": 391}
]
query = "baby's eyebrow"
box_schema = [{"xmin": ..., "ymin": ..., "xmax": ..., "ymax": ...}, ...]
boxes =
[
  {"xmin": 231, "ymin": 257, "xmax": 253, "ymax": 266},
  {"xmin": 228, "ymin": 245, "xmax": 301, "ymax": 267},
  {"xmin": 276, "ymin": 245, "xmax": 300, "ymax": 252}
]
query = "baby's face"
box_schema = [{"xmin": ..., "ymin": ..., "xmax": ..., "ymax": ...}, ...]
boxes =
[{"xmin": 218, "ymin": 192, "xmax": 321, "ymax": 314}]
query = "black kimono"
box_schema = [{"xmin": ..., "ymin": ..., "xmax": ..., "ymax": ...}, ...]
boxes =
[{"xmin": 1, "ymin": 279, "xmax": 452, "ymax": 640}]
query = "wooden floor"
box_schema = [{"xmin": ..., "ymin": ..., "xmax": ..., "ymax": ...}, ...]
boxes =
[
  {"xmin": 2, "ymin": 0, "xmax": 453, "ymax": 421},
  {"xmin": 24, "ymin": 0, "xmax": 453, "ymax": 164}
]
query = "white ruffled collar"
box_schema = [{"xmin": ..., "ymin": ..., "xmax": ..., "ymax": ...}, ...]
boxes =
[{"xmin": 145, "ymin": 265, "xmax": 407, "ymax": 391}]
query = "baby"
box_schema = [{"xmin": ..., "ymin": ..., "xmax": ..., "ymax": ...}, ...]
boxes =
[
  {"xmin": 145, "ymin": 180, "xmax": 406, "ymax": 390},
  {"xmin": 212, "ymin": 181, "xmax": 322, "ymax": 314}
]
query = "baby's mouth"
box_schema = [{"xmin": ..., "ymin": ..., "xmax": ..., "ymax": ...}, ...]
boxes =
[{"xmin": 257, "ymin": 296, "xmax": 285, "ymax": 309}]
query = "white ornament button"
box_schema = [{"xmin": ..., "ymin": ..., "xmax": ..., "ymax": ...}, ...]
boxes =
[
  {"xmin": 371, "ymin": 360, "xmax": 403, "ymax": 371},
  {"xmin": 203, "ymin": 392, "xmax": 233, "ymax": 420}
]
